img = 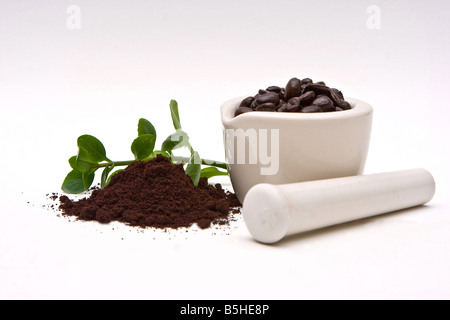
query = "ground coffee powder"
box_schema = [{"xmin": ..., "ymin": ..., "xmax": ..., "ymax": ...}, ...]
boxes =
[{"xmin": 58, "ymin": 155, "xmax": 241, "ymax": 229}]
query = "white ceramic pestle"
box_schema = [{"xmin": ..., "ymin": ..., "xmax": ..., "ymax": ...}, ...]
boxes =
[{"xmin": 243, "ymin": 169, "xmax": 435, "ymax": 244}]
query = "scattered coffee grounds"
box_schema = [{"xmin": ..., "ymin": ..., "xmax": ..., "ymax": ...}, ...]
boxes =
[
  {"xmin": 57, "ymin": 155, "xmax": 241, "ymax": 229},
  {"xmin": 234, "ymin": 77, "xmax": 352, "ymax": 117}
]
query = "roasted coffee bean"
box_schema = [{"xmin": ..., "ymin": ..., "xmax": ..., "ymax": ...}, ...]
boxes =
[
  {"xmin": 301, "ymin": 105, "xmax": 323, "ymax": 113},
  {"xmin": 285, "ymin": 103, "xmax": 300, "ymax": 112},
  {"xmin": 329, "ymin": 90, "xmax": 351, "ymax": 110},
  {"xmin": 276, "ymin": 100, "xmax": 286, "ymax": 111},
  {"xmin": 277, "ymin": 104, "xmax": 288, "ymax": 112},
  {"xmin": 251, "ymin": 91, "xmax": 266, "ymax": 107},
  {"xmin": 302, "ymin": 78, "xmax": 313, "ymax": 84},
  {"xmin": 335, "ymin": 107, "xmax": 344, "ymax": 111},
  {"xmin": 258, "ymin": 89, "xmax": 267, "ymax": 95},
  {"xmin": 331, "ymin": 88, "xmax": 344, "ymax": 100},
  {"xmin": 288, "ymin": 97, "xmax": 301, "ymax": 107},
  {"xmin": 250, "ymin": 99, "xmax": 258, "ymax": 109},
  {"xmin": 329, "ymin": 89, "xmax": 343, "ymax": 106},
  {"xmin": 300, "ymin": 83, "xmax": 308, "ymax": 94},
  {"xmin": 312, "ymin": 95, "xmax": 333, "ymax": 110},
  {"xmin": 234, "ymin": 106, "xmax": 254, "ymax": 117},
  {"xmin": 299, "ymin": 91, "xmax": 316, "ymax": 106},
  {"xmin": 339, "ymin": 100, "xmax": 352, "ymax": 110},
  {"xmin": 303, "ymin": 83, "xmax": 331, "ymax": 97},
  {"xmin": 255, "ymin": 92, "xmax": 280, "ymax": 106},
  {"xmin": 285, "ymin": 78, "xmax": 302, "ymax": 100},
  {"xmin": 316, "ymin": 81, "xmax": 326, "ymax": 86},
  {"xmin": 322, "ymin": 105, "xmax": 336, "ymax": 112},
  {"xmin": 255, "ymin": 102, "xmax": 277, "ymax": 111},
  {"xmin": 266, "ymin": 86, "xmax": 281, "ymax": 93},
  {"xmin": 238, "ymin": 96, "xmax": 254, "ymax": 109}
]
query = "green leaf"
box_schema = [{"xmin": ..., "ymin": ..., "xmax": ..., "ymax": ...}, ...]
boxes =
[
  {"xmin": 76, "ymin": 146, "xmax": 97, "ymax": 174},
  {"xmin": 138, "ymin": 118, "xmax": 156, "ymax": 138},
  {"xmin": 169, "ymin": 100, "xmax": 182, "ymax": 130},
  {"xmin": 101, "ymin": 164, "xmax": 115, "ymax": 189},
  {"xmin": 161, "ymin": 131, "xmax": 189, "ymax": 154},
  {"xmin": 62, "ymin": 170, "xmax": 84, "ymax": 194},
  {"xmin": 106, "ymin": 169, "xmax": 125, "ymax": 185},
  {"xmin": 61, "ymin": 170, "xmax": 94, "ymax": 194},
  {"xmin": 82, "ymin": 172, "xmax": 95, "ymax": 190},
  {"xmin": 68, "ymin": 156, "xmax": 78, "ymax": 171},
  {"xmin": 66, "ymin": 154, "xmax": 96, "ymax": 192},
  {"xmin": 200, "ymin": 167, "xmax": 228, "ymax": 179},
  {"xmin": 77, "ymin": 135, "xmax": 110, "ymax": 163},
  {"xmin": 131, "ymin": 134, "xmax": 156, "ymax": 160},
  {"xmin": 185, "ymin": 151, "xmax": 201, "ymax": 186}
]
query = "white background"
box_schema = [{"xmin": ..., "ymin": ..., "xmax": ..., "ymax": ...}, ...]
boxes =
[{"xmin": 1, "ymin": 0, "xmax": 449, "ymax": 299}]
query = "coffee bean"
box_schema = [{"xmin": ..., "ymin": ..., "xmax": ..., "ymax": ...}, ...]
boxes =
[
  {"xmin": 301, "ymin": 105, "xmax": 323, "ymax": 113},
  {"xmin": 277, "ymin": 104, "xmax": 288, "ymax": 112},
  {"xmin": 276, "ymin": 100, "xmax": 286, "ymax": 111},
  {"xmin": 322, "ymin": 105, "xmax": 336, "ymax": 112},
  {"xmin": 299, "ymin": 91, "xmax": 316, "ymax": 106},
  {"xmin": 255, "ymin": 102, "xmax": 277, "ymax": 111},
  {"xmin": 251, "ymin": 91, "xmax": 267, "ymax": 106},
  {"xmin": 266, "ymin": 86, "xmax": 281, "ymax": 93},
  {"xmin": 288, "ymin": 97, "xmax": 301, "ymax": 107},
  {"xmin": 329, "ymin": 89, "xmax": 343, "ymax": 106},
  {"xmin": 234, "ymin": 106, "xmax": 254, "ymax": 117},
  {"xmin": 335, "ymin": 107, "xmax": 344, "ymax": 111},
  {"xmin": 304, "ymin": 83, "xmax": 331, "ymax": 97},
  {"xmin": 302, "ymin": 78, "xmax": 313, "ymax": 84},
  {"xmin": 238, "ymin": 96, "xmax": 254, "ymax": 109},
  {"xmin": 285, "ymin": 78, "xmax": 302, "ymax": 100},
  {"xmin": 300, "ymin": 83, "xmax": 308, "ymax": 94},
  {"xmin": 312, "ymin": 95, "xmax": 333, "ymax": 110},
  {"xmin": 329, "ymin": 90, "xmax": 351, "ymax": 110},
  {"xmin": 316, "ymin": 81, "xmax": 326, "ymax": 86},
  {"xmin": 255, "ymin": 92, "xmax": 280, "ymax": 106},
  {"xmin": 339, "ymin": 100, "xmax": 352, "ymax": 110},
  {"xmin": 285, "ymin": 103, "xmax": 300, "ymax": 112},
  {"xmin": 331, "ymin": 88, "xmax": 344, "ymax": 100}
]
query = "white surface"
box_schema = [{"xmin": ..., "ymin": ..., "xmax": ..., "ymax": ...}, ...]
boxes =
[
  {"xmin": 243, "ymin": 169, "xmax": 436, "ymax": 244},
  {"xmin": 1, "ymin": 0, "xmax": 450, "ymax": 300}
]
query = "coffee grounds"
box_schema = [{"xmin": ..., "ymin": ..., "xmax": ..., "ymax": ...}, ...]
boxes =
[{"xmin": 58, "ymin": 155, "xmax": 241, "ymax": 229}]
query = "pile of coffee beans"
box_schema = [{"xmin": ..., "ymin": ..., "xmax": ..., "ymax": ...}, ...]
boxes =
[{"xmin": 234, "ymin": 77, "xmax": 352, "ymax": 117}]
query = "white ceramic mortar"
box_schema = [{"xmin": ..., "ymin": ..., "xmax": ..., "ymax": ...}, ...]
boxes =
[{"xmin": 220, "ymin": 96, "xmax": 373, "ymax": 203}]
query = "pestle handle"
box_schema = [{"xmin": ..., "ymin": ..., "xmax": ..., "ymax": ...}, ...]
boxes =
[{"xmin": 242, "ymin": 169, "xmax": 436, "ymax": 244}]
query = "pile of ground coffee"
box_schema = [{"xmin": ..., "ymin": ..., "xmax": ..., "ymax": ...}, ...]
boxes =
[{"xmin": 58, "ymin": 155, "xmax": 241, "ymax": 229}]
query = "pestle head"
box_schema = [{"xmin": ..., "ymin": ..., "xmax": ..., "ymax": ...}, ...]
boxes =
[{"xmin": 242, "ymin": 183, "xmax": 290, "ymax": 244}]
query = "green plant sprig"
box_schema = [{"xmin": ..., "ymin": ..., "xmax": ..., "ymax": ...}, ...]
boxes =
[{"xmin": 61, "ymin": 99, "xmax": 228, "ymax": 194}]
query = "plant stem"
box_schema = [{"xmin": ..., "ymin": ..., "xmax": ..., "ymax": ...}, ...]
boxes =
[
  {"xmin": 171, "ymin": 156, "xmax": 228, "ymax": 169},
  {"xmin": 93, "ymin": 157, "xmax": 228, "ymax": 170},
  {"xmin": 94, "ymin": 160, "xmax": 135, "ymax": 168}
]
